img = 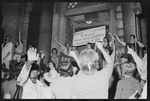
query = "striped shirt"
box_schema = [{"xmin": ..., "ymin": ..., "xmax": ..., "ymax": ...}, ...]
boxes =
[{"xmin": 114, "ymin": 77, "xmax": 142, "ymax": 99}]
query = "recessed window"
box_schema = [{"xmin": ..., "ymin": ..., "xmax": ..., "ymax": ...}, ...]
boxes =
[{"xmin": 68, "ymin": 2, "xmax": 78, "ymax": 8}]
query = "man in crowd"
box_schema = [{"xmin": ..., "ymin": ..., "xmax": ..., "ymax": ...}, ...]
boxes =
[
  {"xmin": 17, "ymin": 47, "xmax": 51, "ymax": 99},
  {"xmin": 70, "ymin": 41, "xmax": 114, "ymax": 99}
]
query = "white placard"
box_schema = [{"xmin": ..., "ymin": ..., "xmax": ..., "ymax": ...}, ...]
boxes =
[{"xmin": 73, "ymin": 26, "xmax": 106, "ymax": 46}]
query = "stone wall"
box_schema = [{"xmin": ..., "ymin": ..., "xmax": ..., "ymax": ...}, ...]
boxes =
[
  {"xmin": 51, "ymin": 2, "xmax": 61, "ymax": 55},
  {"xmin": 2, "ymin": 2, "xmax": 32, "ymax": 55}
]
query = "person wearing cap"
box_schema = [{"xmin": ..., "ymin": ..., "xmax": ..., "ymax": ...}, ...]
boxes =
[
  {"xmin": 114, "ymin": 60, "xmax": 142, "ymax": 99},
  {"xmin": 70, "ymin": 41, "xmax": 114, "ymax": 99},
  {"xmin": 44, "ymin": 61, "xmax": 58, "ymax": 84},
  {"xmin": 21, "ymin": 63, "xmax": 45, "ymax": 99},
  {"xmin": 17, "ymin": 47, "xmax": 51, "ymax": 99}
]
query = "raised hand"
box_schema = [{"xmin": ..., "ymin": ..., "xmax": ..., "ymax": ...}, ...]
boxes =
[
  {"xmin": 95, "ymin": 41, "xmax": 103, "ymax": 50},
  {"xmin": 127, "ymin": 46, "xmax": 135, "ymax": 54},
  {"xmin": 27, "ymin": 47, "xmax": 39, "ymax": 61},
  {"xmin": 108, "ymin": 32, "xmax": 115, "ymax": 40},
  {"xmin": 68, "ymin": 50, "xmax": 77, "ymax": 58},
  {"xmin": 40, "ymin": 51, "xmax": 45, "ymax": 59}
]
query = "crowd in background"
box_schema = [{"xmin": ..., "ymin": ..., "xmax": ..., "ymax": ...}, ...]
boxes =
[{"xmin": 1, "ymin": 30, "xmax": 147, "ymax": 99}]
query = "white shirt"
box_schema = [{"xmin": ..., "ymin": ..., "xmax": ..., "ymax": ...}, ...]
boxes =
[
  {"xmin": 73, "ymin": 63, "xmax": 113, "ymax": 99},
  {"xmin": 15, "ymin": 43, "xmax": 23, "ymax": 53},
  {"xmin": 2, "ymin": 42, "xmax": 13, "ymax": 62},
  {"xmin": 51, "ymin": 76, "xmax": 74, "ymax": 99},
  {"xmin": 22, "ymin": 79, "xmax": 44, "ymax": 99}
]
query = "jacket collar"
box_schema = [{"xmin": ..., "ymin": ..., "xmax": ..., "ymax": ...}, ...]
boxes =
[{"xmin": 27, "ymin": 78, "xmax": 43, "ymax": 91}]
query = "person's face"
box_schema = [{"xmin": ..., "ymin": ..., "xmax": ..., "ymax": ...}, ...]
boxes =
[
  {"xmin": 121, "ymin": 62, "xmax": 136, "ymax": 70},
  {"xmin": 129, "ymin": 36, "xmax": 135, "ymax": 43},
  {"xmin": 72, "ymin": 46, "xmax": 76, "ymax": 51},
  {"xmin": 6, "ymin": 36, "xmax": 11, "ymax": 42},
  {"xmin": 86, "ymin": 44, "xmax": 91, "ymax": 49},
  {"xmin": 105, "ymin": 49, "xmax": 109, "ymax": 54},
  {"xmin": 49, "ymin": 62, "xmax": 54, "ymax": 69},
  {"xmin": 140, "ymin": 80, "xmax": 146, "ymax": 88},
  {"xmin": 129, "ymin": 62, "xmax": 136, "ymax": 69},
  {"xmin": 40, "ymin": 76, "xmax": 44, "ymax": 82},
  {"xmin": 121, "ymin": 57, "xmax": 128, "ymax": 63},
  {"xmin": 4, "ymin": 72, "xmax": 10, "ymax": 79},
  {"xmin": 52, "ymin": 49, "xmax": 57, "ymax": 55},
  {"xmin": 103, "ymin": 37, "xmax": 108, "ymax": 43},
  {"xmin": 30, "ymin": 70, "xmax": 38, "ymax": 80},
  {"xmin": 66, "ymin": 43, "xmax": 70, "ymax": 48}
]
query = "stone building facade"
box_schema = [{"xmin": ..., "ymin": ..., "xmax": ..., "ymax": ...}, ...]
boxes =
[{"xmin": 2, "ymin": 2, "xmax": 147, "ymax": 64}]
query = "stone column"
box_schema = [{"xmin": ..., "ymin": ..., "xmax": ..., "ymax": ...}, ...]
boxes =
[
  {"xmin": 51, "ymin": 2, "xmax": 60, "ymax": 54},
  {"xmin": 122, "ymin": 3, "xmax": 135, "ymax": 43},
  {"xmin": 57, "ymin": 2, "xmax": 67, "ymax": 54},
  {"xmin": 38, "ymin": 2, "xmax": 54, "ymax": 64}
]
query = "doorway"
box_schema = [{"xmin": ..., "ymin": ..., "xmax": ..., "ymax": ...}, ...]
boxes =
[{"xmin": 73, "ymin": 11, "xmax": 110, "ymax": 53}]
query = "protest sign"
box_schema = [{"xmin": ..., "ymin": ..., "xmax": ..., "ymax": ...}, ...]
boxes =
[
  {"xmin": 57, "ymin": 52, "xmax": 73, "ymax": 75},
  {"xmin": 73, "ymin": 26, "xmax": 106, "ymax": 46}
]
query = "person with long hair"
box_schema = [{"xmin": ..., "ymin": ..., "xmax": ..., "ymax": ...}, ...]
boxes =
[{"xmin": 50, "ymin": 48, "xmax": 59, "ymax": 68}]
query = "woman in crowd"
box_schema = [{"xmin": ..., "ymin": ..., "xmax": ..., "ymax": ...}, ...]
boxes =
[
  {"xmin": 44, "ymin": 61, "xmax": 58, "ymax": 85},
  {"xmin": 54, "ymin": 38, "xmax": 70, "ymax": 55},
  {"xmin": 70, "ymin": 46, "xmax": 80, "ymax": 75},
  {"xmin": 1, "ymin": 35, "xmax": 13, "ymax": 69},
  {"xmin": 114, "ymin": 34, "xmax": 145, "ymax": 56},
  {"xmin": 86, "ymin": 42, "xmax": 94, "ymax": 49},
  {"xmin": 102, "ymin": 32, "xmax": 115, "ymax": 68},
  {"xmin": 13, "ymin": 31, "xmax": 23, "ymax": 62},
  {"xmin": 50, "ymin": 48, "xmax": 59, "ymax": 68}
]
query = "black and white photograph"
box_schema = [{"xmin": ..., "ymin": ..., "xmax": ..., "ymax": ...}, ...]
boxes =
[{"xmin": 1, "ymin": 2, "xmax": 147, "ymax": 99}]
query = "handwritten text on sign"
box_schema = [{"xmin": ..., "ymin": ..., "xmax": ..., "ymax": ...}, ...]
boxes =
[{"xmin": 73, "ymin": 26, "xmax": 106, "ymax": 46}]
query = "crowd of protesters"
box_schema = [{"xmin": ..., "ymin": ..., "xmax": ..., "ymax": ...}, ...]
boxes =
[{"xmin": 1, "ymin": 30, "xmax": 147, "ymax": 99}]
